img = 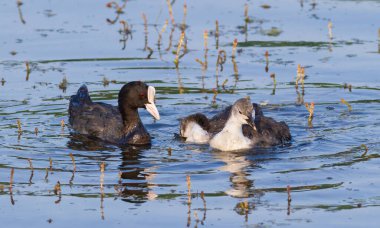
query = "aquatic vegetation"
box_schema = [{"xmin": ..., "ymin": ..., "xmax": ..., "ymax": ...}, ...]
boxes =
[
  {"xmin": 119, "ymin": 20, "xmax": 132, "ymax": 50},
  {"xmin": 215, "ymin": 20, "xmax": 220, "ymax": 49},
  {"xmin": 305, "ymin": 102, "xmax": 315, "ymax": 124},
  {"xmin": 186, "ymin": 175, "xmax": 191, "ymax": 204},
  {"xmin": 232, "ymin": 38, "xmax": 238, "ymax": 59},
  {"xmin": 340, "ymin": 98, "xmax": 352, "ymax": 111},
  {"xmin": 181, "ymin": 1, "xmax": 187, "ymax": 31},
  {"xmin": 9, "ymin": 168, "xmax": 14, "ymax": 188},
  {"xmin": 203, "ymin": 30, "xmax": 209, "ymax": 69},
  {"xmin": 25, "ymin": 61, "xmax": 31, "ymax": 81},
  {"xmin": 102, "ymin": 76, "xmax": 110, "ymax": 87},
  {"xmin": 287, "ymin": 185, "xmax": 292, "ymax": 215},
  {"xmin": 100, "ymin": 162, "xmax": 105, "ymax": 220},
  {"xmin": 270, "ymin": 73, "xmax": 276, "ymax": 95},
  {"xmin": 343, "ymin": 83, "xmax": 352, "ymax": 92},
  {"xmin": 361, "ymin": 144, "xmax": 368, "ymax": 157},
  {"xmin": 264, "ymin": 27, "xmax": 283, "ymax": 37},
  {"xmin": 287, "ymin": 185, "xmax": 292, "ymax": 202},
  {"xmin": 16, "ymin": 0, "xmax": 26, "ymax": 24},
  {"xmin": 141, "ymin": 13, "xmax": 148, "ymax": 51},
  {"xmin": 1, "ymin": 0, "xmax": 379, "ymax": 226},
  {"xmin": 174, "ymin": 32, "xmax": 185, "ymax": 68},
  {"xmin": 237, "ymin": 40, "xmax": 332, "ymax": 47},
  {"xmin": 215, "ymin": 50, "xmax": 227, "ymax": 88},
  {"xmin": 328, "ymin": 21, "xmax": 333, "ymax": 39},
  {"xmin": 212, "ymin": 88, "xmax": 218, "ymax": 107},
  {"xmin": 58, "ymin": 76, "xmax": 68, "ymax": 92},
  {"xmin": 49, "ymin": 157, "xmax": 53, "ymax": 172},
  {"xmin": 157, "ymin": 19, "xmax": 169, "ymax": 46},
  {"xmin": 69, "ymin": 153, "xmax": 76, "ymax": 172},
  {"xmin": 106, "ymin": 1, "xmax": 126, "ymax": 24},
  {"xmin": 17, "ymin": 119, "xmax": 22, "ymax": 135},
  {"xmin": 295, "ymin": 64, "xmax": 306, "ymax": 89},
  {"xmin": 28, "ymin": 158, "xmax": 34, "ymax": 170},
  {"xmin": 265, "ymin": 51, "xmax": 269, "ymax": 72},
  {"xmin": 54, "ymin": 181, "xmax": 61, "ymax": 195},
  {"xmin": 166, "ymin": 0, "xmax": 175, "ymax": 25}
]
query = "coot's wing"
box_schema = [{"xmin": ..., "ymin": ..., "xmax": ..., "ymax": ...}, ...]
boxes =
[
  {"xmin": 69, "ymin": 85, "xmax": 123, "ymax": 143},
  {"xmin": 180, "ymin": 113, "xmax": 210, "ymax": 136},
  {"xmin": 253, "ymin": 103, "xmax": 291, "ymax": 145},
  {"xmin": 208, "ymin": 106, "xmax": 232, "ymax": 135}
]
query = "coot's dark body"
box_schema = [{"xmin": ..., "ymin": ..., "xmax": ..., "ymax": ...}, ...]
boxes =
[{"xmin": 69, "ymin": 82, "xmax": 159, "ymax": 145}]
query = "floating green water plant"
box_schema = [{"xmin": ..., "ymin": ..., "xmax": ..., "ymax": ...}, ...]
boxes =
[{"xmin": 265, "ymin": 27, "xmax": 282, "ymax": 37}]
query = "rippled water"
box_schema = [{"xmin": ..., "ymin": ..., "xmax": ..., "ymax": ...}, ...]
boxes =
[{"xmin": 1, "ymin": 0, "xmax": 380, "ymax": 227}]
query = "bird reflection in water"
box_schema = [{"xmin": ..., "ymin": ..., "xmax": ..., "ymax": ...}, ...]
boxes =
[
  {"xmin": 213, "ymin": 150, "xmax": 264, "ymax": 221},
  {"xmin": 67, "ymin": 133, "xmax": 157, "ymax": 205},
  {"xmin": 213, "ymin": 151, "xmax": 254, "ymax": 198},
  {"xmin": 118, "ymin": 145, "xmax": 158, "ymax": 204}
]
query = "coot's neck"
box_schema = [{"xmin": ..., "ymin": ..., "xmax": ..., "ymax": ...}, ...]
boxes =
[{"xmin": 119, "ymin": 105, "xmax": 142, "ymax": 131}]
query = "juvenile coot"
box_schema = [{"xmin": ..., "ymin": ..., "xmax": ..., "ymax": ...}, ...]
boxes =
[
  {"xmin": 69, "ymin": 81, "xmax": 160, "ymax": 145},
  {"xmin": 180, "ymin": 97, "xmax": 291, "ymax": 151}
]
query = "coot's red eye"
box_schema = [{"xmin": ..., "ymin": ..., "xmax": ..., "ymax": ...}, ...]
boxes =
[{"xmin": 139, "ymin": 93, "xmax": 145, "ymax": 99}]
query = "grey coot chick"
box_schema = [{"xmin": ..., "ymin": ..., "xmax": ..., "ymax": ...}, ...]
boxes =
[
  {"xmin": 69, "ymin": 81, "xmax": 160, "ymax": 145},
  {"xmin": 180, "ymin": 97, "xmax": 291, "ymax": 151}
]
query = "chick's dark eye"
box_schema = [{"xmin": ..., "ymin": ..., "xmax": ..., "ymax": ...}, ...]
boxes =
[{"xmin": 239, "ymin": 110, "xmax": 242, "ymax": 114}]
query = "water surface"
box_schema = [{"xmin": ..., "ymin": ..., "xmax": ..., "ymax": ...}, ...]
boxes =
[{"xmin": 1, "ymin": 0, "xmax": 380, "ymax": 227}]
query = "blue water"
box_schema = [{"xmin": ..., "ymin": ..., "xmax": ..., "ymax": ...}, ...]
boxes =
[{"xmin": 1, "ymin": 0, "xmax": 380, "ymax": 227}]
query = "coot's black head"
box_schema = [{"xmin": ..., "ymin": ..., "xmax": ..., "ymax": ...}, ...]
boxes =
[{"xmin": 118, "ymin": 81, "xmax": 160, "ymax": 120}]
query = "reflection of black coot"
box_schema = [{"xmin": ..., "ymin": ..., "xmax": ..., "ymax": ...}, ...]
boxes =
[
  {"xmin": 119, "ymin": 146, "xmax": 152, "ymax": 204},
  {"xmin": 66, "ymin": 135, "xmax": 152, "ymax": 204}
]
